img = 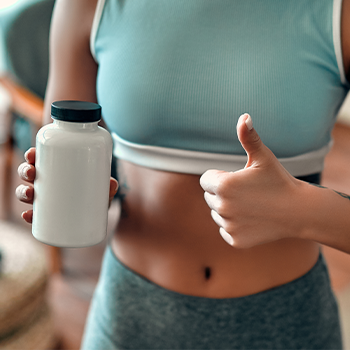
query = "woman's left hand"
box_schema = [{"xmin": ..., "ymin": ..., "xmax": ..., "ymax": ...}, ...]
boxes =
[{"xmin": 200, "ymin": 113, "xmax": 304, "ymax": 249}]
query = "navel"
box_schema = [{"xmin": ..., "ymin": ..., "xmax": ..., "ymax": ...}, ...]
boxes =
[{"xmin": 204, "ymin": 267, "xmax": 211, "ymax": 280}]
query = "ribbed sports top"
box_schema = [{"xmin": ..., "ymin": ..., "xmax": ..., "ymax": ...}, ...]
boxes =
[{"xmin": 91, "ymin": 0, "xmax": 349, "ymax": 175}]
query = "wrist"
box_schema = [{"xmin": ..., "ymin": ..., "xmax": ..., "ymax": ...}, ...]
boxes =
[
  {"xmin": 293, "ymin": 180, "xmax": 320, "ymax": 240},
  {"xmin": 296, "ymin": 180, "xmax": 350, "ymax": 253},
  {"xmin": 287, "ymin": 178, "xmax": 315, "ymax": 240}
]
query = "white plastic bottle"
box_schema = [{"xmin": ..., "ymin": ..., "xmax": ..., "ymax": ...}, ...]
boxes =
[{"xmin": 32, "ymin": 101, "xmax": 113, "ymax": 247}]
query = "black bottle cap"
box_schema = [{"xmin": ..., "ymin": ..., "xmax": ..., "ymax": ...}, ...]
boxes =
[{"xmin": 51, "ymin": 101, "xmax": 101, "ymax": 122}]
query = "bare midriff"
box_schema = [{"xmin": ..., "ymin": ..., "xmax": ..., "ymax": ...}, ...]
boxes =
[{"xmin": 111, "ymin": 159, "xmax": 320, "ymax": 299}]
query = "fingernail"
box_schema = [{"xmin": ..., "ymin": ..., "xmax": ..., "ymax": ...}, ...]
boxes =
[
  {"xmin": 18, "ymin": 163, "xmax": 31, "ymax": 180},
  {"xmin": 244, "ymin": 113, "xmax": 253, "ymax": 131},
  {"xmin": 219, "ymin": 228, "xmax": 234, "ymax": 246},
  {"xmin": 24, "ymin": 150, "xmax": 30, "ymax": 162},
  {"xmin": 112, "ymin": 181, "xmax": 118, "ymax": 194},
  {"xmin": 16, "ymin": 185, "xmax": 29, "ymax": 200}
]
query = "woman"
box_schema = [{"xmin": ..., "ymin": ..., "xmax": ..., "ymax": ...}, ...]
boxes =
[{"xmin": 16, "ymin": 0, "xmax": 350, "ymax": 348}]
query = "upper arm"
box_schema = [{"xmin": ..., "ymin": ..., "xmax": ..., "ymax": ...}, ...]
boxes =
[
  {"xmin": 43, "ymin": 0, "xmax": 99, "ymax": 124},
  {"xmin": 342, "ymin": 0, "xmax": 350, "ymax": 82}
]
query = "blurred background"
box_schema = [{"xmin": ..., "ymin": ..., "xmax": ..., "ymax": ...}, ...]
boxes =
[{"xmin": 0, "ymin": 0, "xmax": 350, "ymax": 349}]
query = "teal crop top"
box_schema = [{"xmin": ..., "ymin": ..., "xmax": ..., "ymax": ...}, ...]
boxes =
[{"xmin": 91, "ymin": 0, "xmax": 349, "ymax": 175}]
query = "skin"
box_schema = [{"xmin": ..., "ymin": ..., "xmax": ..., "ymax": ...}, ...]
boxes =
[{"xmin": 17, "ymin": 0, "xmax": 350, "ymax": 298}]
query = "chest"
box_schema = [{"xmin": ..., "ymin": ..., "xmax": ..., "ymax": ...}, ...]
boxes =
[{"xmin": 95, "ymin": 0, "xmax": 348, "ymax": 157}]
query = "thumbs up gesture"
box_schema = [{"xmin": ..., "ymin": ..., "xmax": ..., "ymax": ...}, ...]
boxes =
[{"xmin": 200, "ymin": 113, "xmax": 302, "ymax": 248}]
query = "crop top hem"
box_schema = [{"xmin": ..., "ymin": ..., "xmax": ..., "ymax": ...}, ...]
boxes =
[{"xmin": 112, "ymin": 132, "xmax": 333, "ymax": 176}]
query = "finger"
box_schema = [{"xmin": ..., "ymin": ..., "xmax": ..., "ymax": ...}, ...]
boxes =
[
  {"xmin": 18, "ymin": 163, "xmax": 36, "ymax": 183},
  {"xmin": 200, "ymin": 169, "xmax": 227, "ymax": 194},
  {"xmin": 203, "ymin": 191, "xmax": 220, "ymax": 211},
  {"xmin": 24, "ymin": 147, "xmax": 36, "ymax": 165},
  {"xmin": 210, "ymin": 209, "xmax": 226, "ymax": 228},
  {"xmin": 15, "ymin": 184, "xmax": 34, "ymax": 204},
  {"xmin": 236, "ymin": 113, "xmax": 261, "ymax": 153},
  {"xmin": 236, "ymin": 113, "xmax": 267, "ymax": 168},
  {"xmin": 219, "ymin": 227, "xmax": 234, "ymax": 246},
  {"xmin": 21, "ymin": 210, "xmax": 33, "ymax": 224},
  {"xmin": 108, "ymin": 178, "xmax": 119, "ymax": 208},
  {"xmin": 109, "ymin": 178, "xmax": 119, "ymax": 200}
]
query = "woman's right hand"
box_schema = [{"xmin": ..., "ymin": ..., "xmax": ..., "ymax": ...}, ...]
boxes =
[{"xmin": 16, "ymin": 148, "xmax": 119, "ymax": 224}]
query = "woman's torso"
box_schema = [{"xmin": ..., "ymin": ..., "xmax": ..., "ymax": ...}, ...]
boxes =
[
  {"xmin": 111, "ymin": 160, "xmax": 320, "ymax": 298},
  {"xmin": 89, "ymin": 0, "xmax": 350, "ymax": 298}
]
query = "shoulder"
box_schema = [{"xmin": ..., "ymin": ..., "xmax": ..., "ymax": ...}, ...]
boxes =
[
  {"xmin": 50, "ymin": 0, "xmax": 98, "ymax": 45},
  {"xmin": 342, "ymin": 0, "xmax": 350, "ymax": 81}
]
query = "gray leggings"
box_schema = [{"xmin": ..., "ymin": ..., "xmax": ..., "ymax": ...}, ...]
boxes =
[{"xmin": 81, "ymin": 247, "xmax": 342, "ymax": 349}]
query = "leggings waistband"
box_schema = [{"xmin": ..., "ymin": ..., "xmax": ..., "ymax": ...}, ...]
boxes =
[{"xmin": 81, "ymin": 247, "xmax": 343, "ymax": 349}]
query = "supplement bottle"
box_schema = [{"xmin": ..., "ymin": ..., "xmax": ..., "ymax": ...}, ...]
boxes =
[{"xmin": 32, "ymin": 101, "xmax": 113, "ymax": 247}]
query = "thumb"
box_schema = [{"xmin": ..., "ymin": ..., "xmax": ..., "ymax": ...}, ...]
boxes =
[{"xmin": 237, "ymin": 113, "xmax": 269, "ymax": 168}]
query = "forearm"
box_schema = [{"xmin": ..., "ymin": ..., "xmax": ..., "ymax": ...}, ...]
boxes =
[{"xmin": 297, "ymin": 181, "xmax": 350, "ymax": 254}]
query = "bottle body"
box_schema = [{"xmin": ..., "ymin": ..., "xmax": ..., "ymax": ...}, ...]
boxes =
[{"xmin": 32, "ymin": 119, "xmax": 113, "ymax": 247}]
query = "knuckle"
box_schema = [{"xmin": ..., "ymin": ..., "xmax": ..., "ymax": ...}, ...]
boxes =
[
  {"xmin": 24, "ymin": 147, "xmax": 36, "ymax": 163},
  {"xmin": 16, "ymin": 184, "xmax": 28, "ymax": 201},
  {"xmin": 222, "ymin": 222, "xmax": 235, "ymax": 234},
  {"xmin": 216, "ymin": 199, "xmax": 236, "ymax": 218},
  {"xmin": 216, "ymin": 201, "xmax": 228, "ymax": 216},
  {"xmin": 250, "ymin": 131, "xmax": 261, "ymax": 146},
  {"xmin": 17, "ymin": 163, "xmax": 25, "ymax": 177},
  {"xmin": 203, "ymin": 191, "xmax": 211, "ymax": 203},
  {"xmin": 204, "ymin": 192, "xmax": 215, "ymax": 209},
  {"xmin": 210, "ymin": 209, "xmax": 220, "ymax": 223},
  {"xmin": 220, "ymin": 225, "xmax": 253, "ymax": 249},
  {"xmin": 17, "ymin": 163, "xmax": 32, "ymax": 180},
  {"xmin": 231, "ymin": 234, "xmax": 255, "ymax": 249},
  {"xmin": 228, "ymin": 236, "xmax": 243, "ymax": 249},
  {"xmin": 215, "ymin": 176, "xmax": 233, "ymax": 196}
]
